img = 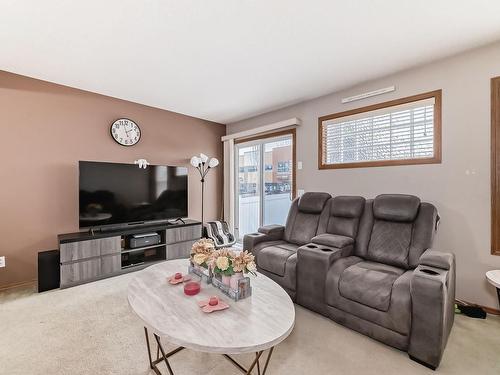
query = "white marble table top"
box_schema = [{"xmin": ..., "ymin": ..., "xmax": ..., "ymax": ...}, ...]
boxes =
[
  {"xmin": 486, "ymin": 270, "xmax": 500, "ymax": 289},
  {"xmin": 127, "ymin": 259, "xmax": 295, "ymax": 354}
]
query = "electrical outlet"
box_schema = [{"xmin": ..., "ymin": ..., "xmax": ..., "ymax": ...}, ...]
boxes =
[{"xmin": 0, "ymin": 256, "xmax": 5, "ymax": 268}]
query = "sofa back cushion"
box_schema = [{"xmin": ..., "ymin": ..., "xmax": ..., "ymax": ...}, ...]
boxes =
[
  {"xmin": 356, "ymin": 194, "xmax": 439, "ymax": 269},
  {"xmin": 297, "ymin": 192, "xmax": 332, "ymax": 213},
  {"xmin": 318, "ymin": 196, "xmax": 365, "ymax": 239},
  {"xmin": 367, "ymin": 220, "xmax": 413, "ymax": 268},
  {"xmin": 373, "ymin": 194, "xmax": 420, "ymax": 222},
  {"xmin": 284, "ymin": 192, "xmax": 331, "ymax": 245}
]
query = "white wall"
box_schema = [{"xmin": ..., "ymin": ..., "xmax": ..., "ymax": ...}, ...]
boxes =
[{"xmin": 227, "ymin": 41, "xmax": 500, "ymax": 309}]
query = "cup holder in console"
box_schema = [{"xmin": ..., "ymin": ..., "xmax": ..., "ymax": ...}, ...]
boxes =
[
  {"xmin": 320, "ymin": 248, "xmax": 332, "ymax": 252},
  {"xmin": 420, "ymin": 268, "xmax": 439, "ymax": 276},
  {"xmin": 306, "ymin": 244, "xmax": 317, "ymax": 249}
]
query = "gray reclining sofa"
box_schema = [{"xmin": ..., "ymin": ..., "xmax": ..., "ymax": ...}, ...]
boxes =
[{"xmin": 243, "ymin": 192, "xmax": 455, "ymax": 370}]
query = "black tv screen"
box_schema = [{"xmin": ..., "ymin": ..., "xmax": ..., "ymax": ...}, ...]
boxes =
[{"xmin": 79, "ymin": 161, "xmax": 188, "ymax": 228}]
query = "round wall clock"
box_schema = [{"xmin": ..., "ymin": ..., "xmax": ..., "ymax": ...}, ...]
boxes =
[{"xmin": 110, "ymin": 118, "xmax": 141, "ymax": 146}]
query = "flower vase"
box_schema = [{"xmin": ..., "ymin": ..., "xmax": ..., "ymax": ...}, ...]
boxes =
[
  {"xmin": 230, "ymin": 272, "xmax": 243, "ymax": 290},
  {"xmin": 222, "ymin": 275, "xmax": 232, "ymax": 286}
]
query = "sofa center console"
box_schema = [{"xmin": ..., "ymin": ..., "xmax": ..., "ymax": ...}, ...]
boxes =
[
  {"xmin": 58, "ymin": 219, "xmax": 201, "ymax": 288},
  {"xmin": 297, "ymin": 242, "xmax": 350, "ymax": 314}
]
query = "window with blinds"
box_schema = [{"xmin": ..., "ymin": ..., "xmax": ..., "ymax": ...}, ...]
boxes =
[{"xmin": 319, "ymin": 91, "xmax": 441, "ymax": 169}]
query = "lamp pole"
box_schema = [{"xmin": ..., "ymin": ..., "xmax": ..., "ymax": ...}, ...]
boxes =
[
  {"xmin": 191, "ymin": 154, "xmax": 219, "ymax": 236},
  {"xmin": 200, "ymin": 170, "xmax": 205, "ymax": 227}
]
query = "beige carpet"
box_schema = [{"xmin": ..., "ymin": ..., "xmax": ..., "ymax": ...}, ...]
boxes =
[{"xmin": 1, "ymin": 273, "xmax": 499, "ymax": 375}]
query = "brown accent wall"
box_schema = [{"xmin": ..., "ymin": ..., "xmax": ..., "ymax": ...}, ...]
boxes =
[{"xmin": 0, "ymin": 70, "xmax": 225, "ymax": 288}]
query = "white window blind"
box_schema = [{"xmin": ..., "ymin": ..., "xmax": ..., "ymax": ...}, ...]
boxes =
[{"xmin": 321, "ymin": 97, "xmax": 436, "ymax": 166}]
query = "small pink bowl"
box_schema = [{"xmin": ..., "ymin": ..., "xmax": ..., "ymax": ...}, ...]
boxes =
[{"xmin": 184, "ymin": 281, "xmax": 201, "ymax": 296}]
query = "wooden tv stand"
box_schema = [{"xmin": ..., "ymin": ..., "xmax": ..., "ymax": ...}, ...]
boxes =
[{"xmin": 58, "ymin": 219, "xmax": 201, "ymax": 288}]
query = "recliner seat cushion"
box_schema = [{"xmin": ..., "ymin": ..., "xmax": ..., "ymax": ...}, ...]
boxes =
[
  {"xmin": 339, "ymin": 261, "xmax": 404, "ymax": 312},
  {"xmin": 251, "ymin": 239, "xmax": 285, "ymax": 259},
  {"xmin": 326, "ymin": 256, "xmax": 412, "ymax": 335},
  {"xmin": 254, "ymin": 241, "xmax": 298, "ymax": 293},
  {"xmin": 258, "ymin": 264, "xmax": 297, "ymax": 296},
  {"xmin": 272, "ymin": 242, "xmax": 297, "ymax": 252},
  {"xmin": 257, "ymin": 243, "xmax": 298, "ymax": 277}
]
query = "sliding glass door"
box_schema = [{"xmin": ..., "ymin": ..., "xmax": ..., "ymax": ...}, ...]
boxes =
[
  {"xmin": 235, "ymin": 143, "xmax": 261, "ymax": 239},
  {"xmin": 235, "ymin": 131, "xmax": 295, "ymax": 242}
]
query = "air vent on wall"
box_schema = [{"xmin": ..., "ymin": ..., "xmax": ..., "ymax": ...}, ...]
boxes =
[{"xmin": 341, "ymin": 86, "xmax": 395, "ymax": 104}]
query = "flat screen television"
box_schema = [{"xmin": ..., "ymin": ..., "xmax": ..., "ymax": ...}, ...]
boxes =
[{"xmin": 79, "ymin": 161, "xmax": 188, "ymax": 229}]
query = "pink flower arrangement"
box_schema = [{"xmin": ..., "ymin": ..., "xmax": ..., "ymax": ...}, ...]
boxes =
[
  {"xmin": 190, "ymin": 240, "xmax": 257, "ymax": 277},
  {"xmin": 190, "ymin": 238, "xmax": 215, "ymax": 268},
  {"xmin": 210, "ymin": 249, "xmax": 257, "ymax": 277}
]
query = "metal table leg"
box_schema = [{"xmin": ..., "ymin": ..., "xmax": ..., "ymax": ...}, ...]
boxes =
[
  {"xmin": 144, "ymin": 326, "xmax": 277, "ymax": 374},
  {"xmin": 223, "ymin": 347, "xmax": 275, "ymax": 375},
  {"xmin": 144, "ymin": 327, "xmax": 184, "ymax": 375}
]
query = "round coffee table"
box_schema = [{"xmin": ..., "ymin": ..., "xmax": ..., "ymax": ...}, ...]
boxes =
[
  {"xmin": 486, "ymin": 270, "xmax": 500, "ymax": 307},
  {"xmin": 128, "ymin": 259, "xmax": 295, "ymax": 375}
]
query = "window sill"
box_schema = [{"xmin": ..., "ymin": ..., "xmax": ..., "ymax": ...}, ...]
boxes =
[{"xmin": 318, "ymin": 156, "xmax": 441, "ymax": 170}]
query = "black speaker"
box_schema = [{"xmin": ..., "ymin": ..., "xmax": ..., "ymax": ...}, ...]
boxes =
[{"xmin": 38, "ymin": 250, "xmax": 60, "ymax": 292}]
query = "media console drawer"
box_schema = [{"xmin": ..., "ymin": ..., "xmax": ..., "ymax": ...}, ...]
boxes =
[
  {"xmin": 60, "ymin": 236, "xmax": 121, "ymax": 263},
  {"xmin": 99, "ymin": 237, "xmax": 121, "ymax": 255},
  {"xmin": 166, "ymin": 240, "xmax": 197, "ymax": 260},
  {"xmin": 61, "ymin": 258, "xmax": 101, "ymax": 287},
  {"xmin": 60, "ymin": 239, "xmax": 100, "ymax": 263},
  {"xmin": 101, "ymin": 254, "xmax": 121, "ymax": 275},
  {"xmin": 166, "ymin": 224, "xmax": 202, "ymax": 244}
]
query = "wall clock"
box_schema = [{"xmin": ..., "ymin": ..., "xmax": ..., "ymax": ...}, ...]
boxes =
[{"xmin": 110, "ymin": 118, "xmax": 141, "ymax": 146}]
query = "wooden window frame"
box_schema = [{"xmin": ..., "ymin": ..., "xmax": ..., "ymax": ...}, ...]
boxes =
[
  {"xmin": 491, "ymin": 77, "xmax": 500, "ymax": 255},
  {"xmin": 235, "ymin": 128, "xmax": 297, "ymax": 200},
  {"xmin": 318, "ymin": 90, "xmax": 442, "ymax": 169}
]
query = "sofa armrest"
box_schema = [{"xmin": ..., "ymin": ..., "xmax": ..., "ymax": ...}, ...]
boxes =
[
  {"xmin": 409, "ymin": 251, "xmax": 456, "ymax": 369},
  {"xmin": 419, "ymin": 249, "xmax": 453, "ymax": 270},
  {"xmin": 311, "ymin": 233, "xmax": 354, "ymax": 248},
  {"xmin": 243, "ymin": 225, "xmax": 285, "ymax": 256},
  {"xmin": 258, "ymin": 224, "xmax": 285, "ymax": 236}
]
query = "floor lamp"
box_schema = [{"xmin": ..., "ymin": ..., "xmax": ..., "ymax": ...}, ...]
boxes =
[{"xmin": 190, "ymin": 153, "xmax": 219, "ymax": 235}]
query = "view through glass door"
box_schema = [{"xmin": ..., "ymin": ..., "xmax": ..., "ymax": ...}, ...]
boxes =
[{"xmin": 235, "ymin": 131, "xmax": 295, "ymax": 242}]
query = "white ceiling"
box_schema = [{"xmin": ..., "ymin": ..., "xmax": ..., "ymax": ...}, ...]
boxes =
[{"xmin": 2, "ymin": 1, "xmax": 500, "ymax": 124}]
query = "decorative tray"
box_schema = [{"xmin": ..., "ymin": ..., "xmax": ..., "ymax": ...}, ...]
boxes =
[
  {"xmin": 211, "ymin": 275, "xmax": 252, "ymax": 301},
  {"xmin": 188, "ymin": 262, "xmax": 252, "ymax": 301},
  {"xmin": 188, "ymin": 263, "xmax": 213, "ymax": 284}
]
